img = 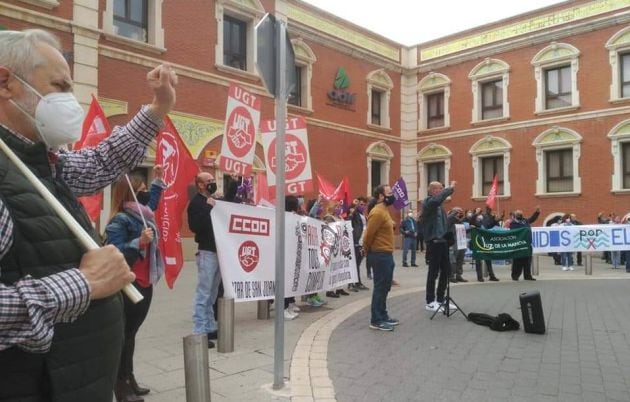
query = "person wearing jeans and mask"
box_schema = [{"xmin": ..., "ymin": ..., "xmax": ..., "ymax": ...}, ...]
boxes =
[
  {"xmin": 363, "ymin": 184, "xmax": 399, "ymax": 331},
  {"xmin": 187, "ymin": 172, "xmax": 221, "ymax": 348},
  {"xmin": 422, "ymin": 181, "xmax": 458, "ymax": 312},
  {"xmin": 401, "ymin": 210, "xmax": 418, "ymax": 267},
  {"xmin": 106, "ymin": 165, "xmax": 165, "ymax": 402}
]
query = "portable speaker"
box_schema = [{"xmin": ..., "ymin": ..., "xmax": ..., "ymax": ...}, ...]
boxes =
[{"xmin": 519, "ymin": 290, "xmax": 545, "ymax": 334}]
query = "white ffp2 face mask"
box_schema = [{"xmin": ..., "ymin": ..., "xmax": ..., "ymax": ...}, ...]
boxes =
[{"xmin": 11, "ymin": 75, "xmax": 84, "ymax": 148}]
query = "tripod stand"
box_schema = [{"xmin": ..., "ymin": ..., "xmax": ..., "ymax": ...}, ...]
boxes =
[{"xmin": 430, "ymin": 265, "xmax": 467, "ymax": 320}]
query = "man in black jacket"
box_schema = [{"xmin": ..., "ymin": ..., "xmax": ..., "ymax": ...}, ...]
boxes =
[
  {"xmin": 187, "ymin": 171, "xmax": 220, "ymax": 348},
  {"xmin": 508, "ymin": 207, "xmax": 540, "ymax": 281},
  {"xmin": 348, "ymin": 197, "xmax": 369, "ymax": 291}
]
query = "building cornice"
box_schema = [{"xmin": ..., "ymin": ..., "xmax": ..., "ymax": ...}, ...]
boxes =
[
  {"xmin": 288, "ymin": 25, "xmax": 403, "ymax": 73},
  {"xmin": 416, "ymin": 105, "xmax": 630, "ymax": 144},
  {"xmin": 0, "ymin": 1, "xmax": 71, "ymax": 32},
  {"xmin": 414, "ymin": 11, "xmax": 630, "ymax": 73},
  {"xmin": 302, "ymin": 116, "xmax": 401, "ymax": 143}
]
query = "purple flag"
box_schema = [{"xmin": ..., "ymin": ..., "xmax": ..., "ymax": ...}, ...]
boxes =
[{"xmin": 391, "ymin": 177, "xmax": 410, "ymax": 210}]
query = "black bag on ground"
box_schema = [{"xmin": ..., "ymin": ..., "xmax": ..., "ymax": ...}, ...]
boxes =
[
  {"xmin": 519, "ymin": 290, "xmax": 546, "ymax": 334},
  {"xmin": 468, "ymin": 312, "xmax": 520, "ymax": 331}
]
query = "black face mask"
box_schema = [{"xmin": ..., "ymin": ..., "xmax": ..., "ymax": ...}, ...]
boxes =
[
  {"xmin": 136, "ymin": 191, "xmax": 150, "ymax": 206},
  {"xmin": 206, "ymin": 182, "xmax": 217, "ymax": 195},
  {"xmin": 384, "ymin": 195, "xmax": 396, "ymax": 206}
]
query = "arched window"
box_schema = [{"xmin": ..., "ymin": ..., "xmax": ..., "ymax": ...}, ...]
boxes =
[
  {"xmin": 469, "ymin": 136, "xmax": 511, "ymax": 199},
  {"xmin": 366, "ymin": 69, "xmax": 394, "ymax": 129},
  {"xmin": 469, "ymin": 58, "xmax": 510, "ymax": 123},
  {"xmin": 417, "ymin": 143, "xmax": 452, "ymax": 200},
  {"xmin": 531, "ymin": 42, "xmax": 580, "ymax": 114},
  {"xmin": 289, "ymin": 39, "xmax": 317, "ymax": 111},
  {"xmin": 607, "ymin": 119, "xmax": 630, "ymax": 192},
  {"xmin": 366, "ymin": 141, "xmax": 394, "ymax": 196},
  {"xmin": 215, "ymin": 0, "xmax": 265, "ymax": 78},
  {"xmin": 418, "ymin": 72, "xmax": 450, "ymax": 131},
  {"xmin": 606, "ymin": 26, "xmax": 630, "ymax": 101},
  {"xmin": 532, "ymin": 127, "xmax": 582, "ymax": 195}
]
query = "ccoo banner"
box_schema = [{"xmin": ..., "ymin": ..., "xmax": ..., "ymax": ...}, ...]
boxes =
[
  {"xmin": 260, "ymin": 116, "xmax": 313, "ymax": 196},
  {"xmin": 211, "ymin": 201, "xmax": 357, "ymax": 302},
  {"xmin": 219, "ymin": 83, "xmax": 261, "ymax": 176}
]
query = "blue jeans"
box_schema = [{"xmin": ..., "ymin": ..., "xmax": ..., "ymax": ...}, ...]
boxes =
[
  {"xmin": 426, "ymin": 241, "xmax": 450, "ymax": 304},
  {"xmin": 192, "ymin": 250, "xmax": 221, "ymax": 334},
  {"xmin": 561, "ymin": 252, "xmax": 573, "ymax": 267},
  {"xmin": 612, "ymin": 251, "xmax": 621, "ymax": 268},
  {"xmin": 367, "ymin": 252, "xmax": 394, "ymax": 324},
  {"xmin": 625, "ymin": 250, "xmax": 630, "ymax": 272},
  {"xmin": 402, "ymin": 237, "xmax": 416, "ymax": 265}
]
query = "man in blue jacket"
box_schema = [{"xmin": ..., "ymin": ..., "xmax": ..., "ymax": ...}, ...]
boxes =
[{"xmin": 400, "ymin": 210, "xmax": 418, "ymax": 267}]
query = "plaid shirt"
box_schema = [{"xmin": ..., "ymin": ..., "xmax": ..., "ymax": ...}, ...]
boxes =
[{"xmin": 0, "ymin": 106, "xmax": 161, "ymax": 353}]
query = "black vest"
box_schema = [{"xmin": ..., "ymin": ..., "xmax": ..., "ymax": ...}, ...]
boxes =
[{"xmin": 0, "ymin": 128, "xmax": 123, "ymax": 402}]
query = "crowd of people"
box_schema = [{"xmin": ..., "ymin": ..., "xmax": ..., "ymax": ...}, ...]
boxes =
[{"xmin": 3, "ymin": 27, "xmax": 630, "ymax": 402}]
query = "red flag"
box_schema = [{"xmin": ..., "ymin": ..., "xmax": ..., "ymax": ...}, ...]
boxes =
[
  {"xmin": 76, "ymin": 96, "xmax": 111, "ymax": 222},
  {"xmin": 332, "ymin": 176, "xmax": 352, "ymax": 210},
  {"xmin": 316, "ymin": 173, "xmax": 337, "ymax": 199},
  {"xmin": 156, "ymin": 117, "xmax": 199, "ymax": 288},
  {"xmin": 255, "ymin": 173, "xmax": 273, "ymax": 205},
  {"xmin": 486, "ymin": 174, "xmax": 499, "ymax": 210}
]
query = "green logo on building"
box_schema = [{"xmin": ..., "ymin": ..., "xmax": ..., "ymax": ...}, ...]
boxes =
[
  {"xmin": 328, "ymin": 67, "xmax": 355, "ymax": 106},
  {"xmin": 334, "ymin": 67, "xmax": 350, "ymax": 90}
]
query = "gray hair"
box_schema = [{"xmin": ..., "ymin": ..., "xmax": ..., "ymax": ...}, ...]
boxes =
[{"xmin": 0, "ymin": 29, "xmax": 62, "ymax": 79}]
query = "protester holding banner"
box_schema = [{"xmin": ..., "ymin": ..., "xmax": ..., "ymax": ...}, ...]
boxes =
[
  {"xmin": 422, "ymin": 181, "xmax": 458, "ymax": 312},
  {"xmin": 0, "ymin": 29, "xmax": 176, "ymax": 402},
  {"xmin": 187, "ymin": 172, "xmax": 221, "ymax": 347},
  {"xmin": 323, "ymin": 202, "xmax": 351, "ymax": 298},
  {"xmin": 106, "ymin": 165, "xmax": 165, "ymax": 402},
  {"xmin": 508, "ymin": 207, "xmax": 540, "ymax": 280},
  {"xmin": 363, "ymin": 185, "xmax": 399, "ymax": 331}
]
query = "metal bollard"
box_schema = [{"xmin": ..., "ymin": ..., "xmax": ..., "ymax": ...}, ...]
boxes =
[
  {"xmin": 586, "ymin": 254, "xmax": 593, "ymax": 275},
  {"xmin": 183, "ymin": 334, "xmax": 211, "ymax": 402},
  {"xmin": 257, "ymin": 300, "xmax": 270, "ymax": 320},
  {"xmin": 218, "ymin": 298, "xmax": 234, "ymax": 353},
  {"xmin": 532, "ymin": 255, "xmax": 539, "ymax": 276}
]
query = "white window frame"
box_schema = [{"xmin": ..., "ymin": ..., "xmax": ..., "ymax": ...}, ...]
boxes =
[
  {"xmin": 418, "ymin": 72, "xmax": 450, "ymax": 131},
  {"xmin": 469, "ymin": 135, "xmax": 511, "ymax": 200},
  {"xmin": 366, "ymin": 69, "xmax": 393, "ymax": 130},
  {"xmin": 532, "ymin": 127, "xmax": 582, "ymax": 197},
  {"xmin": 531, "ymin": 42, "xmax": 580, "ymax": 114},
  {"xmin": 366, "ymin": 141, "xmax": 393, "ymax": 196},
  {"xmin": 469, "ymin": 58, "xmax": 510, "ymax": 123},
  {"xmin": 103, "ymin": 0, "xmax": 165, "ymax": 51},
  {"xmin": 215, "ymin": 0, "xmax": 264, "ymax": 79},
  {"xmin": 606, "ymin": 26, "xmax": 630, "ymax": 102},
  {"xmin": 607, "ymin": 119, "xmax": 630, "ymax": 192},
  {"xmin": 417, "ymin": 143, "xmax": 452, "ymax": 200},
  {"xmin": 289, "ymin": 38, "xmax": 316, "ymax": 112}
]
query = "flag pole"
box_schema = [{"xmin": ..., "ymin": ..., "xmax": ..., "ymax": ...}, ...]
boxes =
[
  {"xmin": 0, "ymin": 137, "xmax": 143, "ymax": 304},
  {"xmin": 124, "ymin": 174, "xmax": 148, "ymax": 230}
]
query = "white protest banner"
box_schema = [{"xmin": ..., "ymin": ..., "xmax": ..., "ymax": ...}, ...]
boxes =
[
  {"xmin": 260, "ymin": 116, "xmax": 313, "ymax": 195},
  {"xmin": 532, "ymin": 224, "xmax": 630, "ymax": 253},
  {"xmin": 455, "ymin": 224, "xmax": 467, "ymax": 250},
  {"xmin": 212, "ymin": 201, "xmax": 357, "ymax": 302},
  {"xmin": 219, "ymin": 83, "xmax": 261, "ymax": 176}
]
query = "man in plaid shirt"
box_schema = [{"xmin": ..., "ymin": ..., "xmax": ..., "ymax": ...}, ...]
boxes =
[{"xmin": 0, "ymin": 29, "xmax": 177, "ymax": 401}]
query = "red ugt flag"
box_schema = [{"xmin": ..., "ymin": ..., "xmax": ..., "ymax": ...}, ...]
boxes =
[
  {"xmin": 486, "ymin": 174, "xmax": 499, "ymax": 210},
  {"xmin": 75, "ymin": 95, "xmax": 111, "ymax": 221},
  {"xmin": 156, "ymin": 117, "xmax": 199, "ymax": 288}
]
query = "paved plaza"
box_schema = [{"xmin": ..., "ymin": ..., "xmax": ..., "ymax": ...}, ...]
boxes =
[{"xmin": 135, "ymin": 253, "xmax": 630, "ymax": 401}]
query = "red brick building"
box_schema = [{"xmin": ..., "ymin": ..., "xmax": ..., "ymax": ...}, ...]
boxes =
[{"xmin": 2, "ymin": 0, "xmax": 630, "ymax": 253}]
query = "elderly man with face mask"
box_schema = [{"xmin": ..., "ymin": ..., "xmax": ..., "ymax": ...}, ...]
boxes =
[{"xmin": 0, "ymin": 29, "xmax": 176, "ymax": 402}]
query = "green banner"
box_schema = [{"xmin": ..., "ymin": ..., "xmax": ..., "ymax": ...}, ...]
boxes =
[{"xmin": 471, "ymin": 228, "xmax": 532, "ymax": 260}]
